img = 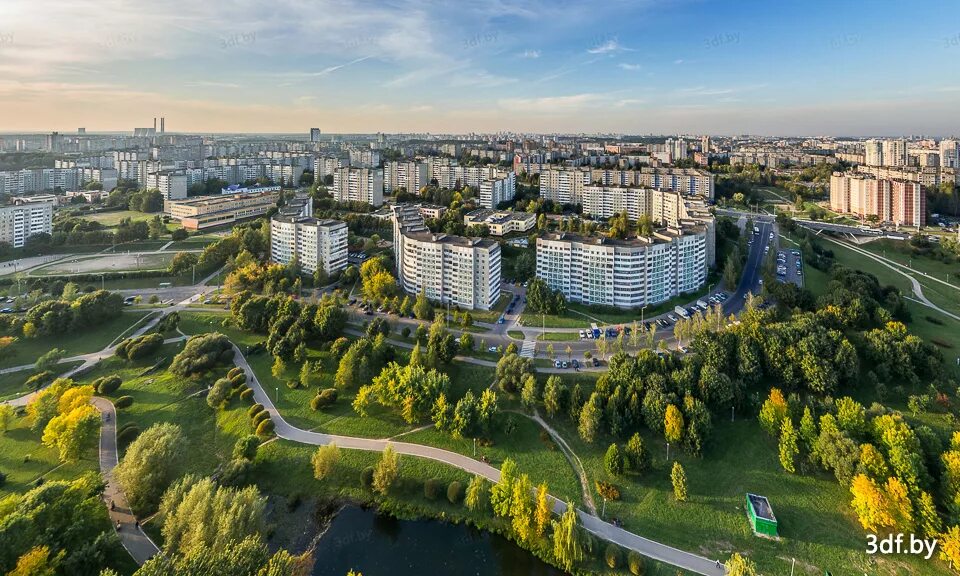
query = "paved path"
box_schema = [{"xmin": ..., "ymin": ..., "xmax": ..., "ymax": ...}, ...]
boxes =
[
  {"xmin": 233, "ymin": 343, "xmax": 725, "ymax": 576},
  {"xmin": 524, "ymin": 410, "xmax": 596, "ymax": 514},
  {"xmin": 91, "ymin": 397, "xmax": 160, "ymax": 564}
]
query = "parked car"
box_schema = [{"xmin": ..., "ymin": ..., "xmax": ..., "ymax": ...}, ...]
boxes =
[
  {"xmin": 578, "ymin": 330, "xmax": 586, "ymax": 339},
  {"xmin": 561, "ymin": 361, "xmax": 569, "ymax": 369},
  {"xmin": 488, "ymin": 346, "xmax": 498, "ymax": 353},
  {"xmin": 572, "ymin": 359, "xmax": 580, "ymax": 369},
  {"xmin": 592, "ymin": 358, "xmax": 600, "ymax": 367},
  {"xmin": 554, "ymin": 360, "xmax": 562, "ymax": 368}
]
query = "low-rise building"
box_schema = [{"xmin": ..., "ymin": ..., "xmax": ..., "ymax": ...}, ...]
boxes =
[
  {"xmin": 165, "ymin": 189, "xmax": 280, "ymax": 230},
  {"xmin": 270, "ymin": 215, "xmax": 348, "ymax": 276},
  {"xmin": 464, "ymin": 209, "xmax": 535, "ymax": 236}
]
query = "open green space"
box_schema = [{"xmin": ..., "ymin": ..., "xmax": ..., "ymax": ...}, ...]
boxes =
[
  {"xmin": 536, "ymin": 331, "xmax": 580, "ymax": 342},
  {"xmin": 0, "ymin": 311, "xmax": 149, "ymax": 369},
  {"xmin": 0, "ymin": 360, "xmax": 85, "ymax": 402},
  {"xmin": 75, "ymin": 210, "xmax": 156, "ymax": 228},
  {"xmin": 0, "ymin": 409, "xmax": 98, "ymax": 495},
  {"xmin": 461, "ymin": 292, "xmax": 511, "ymax": 324}
]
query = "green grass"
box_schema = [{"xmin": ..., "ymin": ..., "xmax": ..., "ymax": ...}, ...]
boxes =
[
  {"xmin": 463, "ymin": 292, "xmax": 511, "ymax": 324},
  {"xmin": 76, "ymin": 210, "xmax": 155, "ymax": 228},
  {"xmin": 0, "ymin": 311, "xmax": 149, "ymax": 369},
  {"xmin": 536, "ymin": 332, "xmax": 580, "ymax": 342},
  {"xmin": 507, "ymin": 330, "xmax": 525, "ymax": 339},
  {"xmin": 0, "ymin": 410, "xmax": 98, "ymax": 495},
  {"xmin": 0, "ymin": 360, "xmax": 85, "ymax": 401},
  {"xmin": 544, "ymin": 412, "xmax": 949, "ymax": 576}
]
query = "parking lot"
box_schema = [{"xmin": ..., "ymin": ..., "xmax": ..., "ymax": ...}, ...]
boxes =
[
  {"xmin": 575, "ymin": 291, "xmax": 731, "ymax": 341},
  {"xmin": 775, "ymin": 249, "xmax": 803, "ymax": 288}
]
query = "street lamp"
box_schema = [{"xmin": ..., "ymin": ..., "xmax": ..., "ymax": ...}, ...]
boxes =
[
  {"xmin": 640, "ymin": 305, "xmax": 648, "ymax": 326},
  {"xmin": 666, "ymin": 442, "xmax": 670, "ymax": 460},
  {"xmin": 601, "ymin": 497, "xmax": 606, "ymax": 518},
  {"xmin": 275, "ymin": 387, "xmax": 279, "ymax": 403}
]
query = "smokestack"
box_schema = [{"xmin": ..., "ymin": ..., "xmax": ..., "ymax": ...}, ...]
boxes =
[
  {"xmin": 161, "ymin": 117, "xmax": 165, "ymax": 133},
  {"xmin": 153, "ymin": 117, "xmax": 157, "ymax": 131}
]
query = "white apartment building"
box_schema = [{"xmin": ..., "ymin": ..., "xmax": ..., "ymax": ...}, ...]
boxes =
[
  {"xmin": 332, "ymin": 167, "xmax": 384, "ymax": 207},
  {"xmin": 479, "ymin": 171, "xmax": 516, "ymax": 208},
  {"xmin": 864, "ymin": 140, "xmax": 884, "ymax": 166},
  {"xmin": 270, "ymin": 215, "xmax": 348, "ymax": 276},
  {"xmin": 463, "ymin": 209, "xmax": 536, "ymax": 236},
  {"xmin": 882, "ymin": 139, "xmax": 908, "ymax": 167},
  {"xmin": 384, "ymin": 161, "xmax": 430, "ymax": 194},
  {"xmin": 313, "ymin": 156, "xmax": 350, "ymax": 183},
  {"xmin": 0, "ymin": 201, "xmax": 54, "ymax": 247},
  {"xmin": 540, "ymin": 166, "xmax": 715, "ymax": 203},
  {"xmin": 392, "ymin": 204, "xmax": 501, "ymax": 310},
  {"xmin": 348, "ymin": 149, "xmax": 381, "ymax": 168},
  {"xmin": 941, "ymin": 139, "xmax": 959, "ymax": 169},
  {"xmin": 539, "ymin": 167, "xmax": 587, "ymax": 204},
  {"xmin": 536, "ymin": 228, "xmax": 709, "ymax": 309},
  {"xmin": 146, "ymin": 171, "xmax": 188, "ymax": 200}
]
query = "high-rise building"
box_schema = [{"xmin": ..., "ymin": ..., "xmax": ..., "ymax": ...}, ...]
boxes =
[
  {"xmin": 864, "ymin": 140, "xmax": 883, "ymax": 166},
  {"xmin": 881, "ymin": 138, "xmax": 908, "ymax": 167},
  {"xmin": 940, "ymin": 139, "xmax": 959, "ymax": 169},
  {"xmin": 270, "ymin": 215, "xmax": 348, "ymax": 276},
  {"xmin": 332, "ymin": 167, "xmax": 384, "ymax": 206},
  {"xmin": 391, "ymin": 204, "xmax": 501, "ymax": 310},
  {"xmin": 146, "ymin": 171, "xmax": 187, "ymax": 200},
  {"xmin": 384, "ymin": 161, "xmax": 430, "ymax": 195},
  {"xmin": 310, "ymin": 128, "xmax": 321, "ymax": 143},
  {"xmin": 478, "ymin": 171, "xmax": 516, "ymax": 208},
  {"xmin": 0, "ymin": 201, "xmax": 54, "ymax": 248},
  {"xmin": 829, "ymin": 172, "xmax": 925, "ymax": 227}
]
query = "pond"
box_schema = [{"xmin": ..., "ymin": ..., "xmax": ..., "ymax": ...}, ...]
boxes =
[{"xmin": 311, "ymin": 505, "xmax": 567, "ymax": 576}]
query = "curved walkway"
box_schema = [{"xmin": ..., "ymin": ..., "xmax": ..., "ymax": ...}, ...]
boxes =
[
  {"xmin": 520, "ymin": 409, "xmax": 597, "ymax": 515},
  {"xmin": 92, "ymin": 397, "xmax": 160, "ymax": 564},
  {"xmin": 233, "ymin": 343, "xmax": 725, "ymax": 576}
]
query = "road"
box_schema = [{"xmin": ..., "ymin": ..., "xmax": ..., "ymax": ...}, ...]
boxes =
[
  {"xmin": 233, "ymin": 343, "xmax": 726, "ymax": 576},
  {"xmin": 91, "ymin": 397, "xmax": 160, "ymax": 564}
]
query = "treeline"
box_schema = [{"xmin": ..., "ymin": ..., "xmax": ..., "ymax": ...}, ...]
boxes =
[
  {"xmin": 231, "ymin": 292, "xmax": 348, "ymax": 363},
  {"xmin": 12, "ymin": 289, "xmax": 124, "ymax": 338}
]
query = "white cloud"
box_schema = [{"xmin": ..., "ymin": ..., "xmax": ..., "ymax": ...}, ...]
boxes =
[
  {"xmin": 618, "ymin": 63, "xmax": 642, "ymax": 71},
  {"xmin": 520, "ymin": 49, "xmax": 540, "ymax": 59},
  {"xmin": 588, "ymin": 38, "xmax": 630, "ymax": 54},
  {"xmin": 498, "ymin": 93, "xmax": 609, "ymax": 112}
]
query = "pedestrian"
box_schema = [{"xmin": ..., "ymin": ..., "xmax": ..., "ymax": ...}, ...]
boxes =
[
  {"xmin": 135, "ymin": 520, "xmax": 140, "ymax": 529},
  {"xmin": 110, "ymin": 500, "xmax": 115, "ymax": 511},
  {"xmin": 116, "ymin": 520, "xmax": 121, "ymax": 531}
]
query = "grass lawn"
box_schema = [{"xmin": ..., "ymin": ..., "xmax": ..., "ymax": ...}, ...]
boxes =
[
  {"xmin": 0, "ymin": 311, "xmax": 149, "ymax": 369},
  {"xmin": 0, "ymin": 360, "xmax": 84, "ymax": 401},
  {"xmin": 544, "ymin": 413, "xmax": 949, "ymax": 576},
  {"xmin": 77, "ymin": 210, "xmax": 155, "ymax": 228},
  {"xmin": 537, "ymin": 332, "xmax": 580, "ymax": 342},
  {"xmin": 462, "ymin": 292, "xmax": 511, "ymax": 324},
  {"xmin": 507, "ymin": 330, "xmax": 525, "ymax": 339},
  {"xmin": 859, "ymin": 238, "xmax": 960, "ymax": 281},
  {"xmin": 103, "ymin": 240, "xmax": 171, "ymax": 253},
  {"xmin": 0, "ymin": 410, "xmax": 98, "ymax": 495}
]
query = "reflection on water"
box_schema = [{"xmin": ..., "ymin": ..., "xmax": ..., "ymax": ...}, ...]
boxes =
[{"xmin": 312, "ymin": 505, "xmax": 567, "ymax": 576}]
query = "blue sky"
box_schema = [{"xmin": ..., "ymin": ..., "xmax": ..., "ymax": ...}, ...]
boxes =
[{"xmin": 0, "ymin": 0, "xmax": 958, "ymax": 135}]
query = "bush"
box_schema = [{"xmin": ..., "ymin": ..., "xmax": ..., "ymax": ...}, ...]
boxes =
[
  {"xmin": 309, "ymin": 395, "xmax": 323, "ymax": 411},
  {"xmin": 170, "ymin": 332, "xmax": 233, "ymax": 377},
  {"xmin": 286, "ymin": 379, "xmax": 300, "ymax": 390},
  {"xmin": 595, "ymin": 480, "xmax": 620, "ymax": 501},
  {"xmin": 360, "ymin": 466, "xmax": 375, "ymax": 489},
  {"xmin": 401, "ymin": 327, "xmax": 411, "ymax": 338},
  {"xmin": 116, "ymin": 333, "xmax": 163, "ymax": 360},
  {"xmin": 114, "ymin": 395, "xmax": 134, "ymax": 409},
  {"xmin": 330, "ymin": 337, "xmax": 351, "ymax": 357},
  {"xmin": 605, "ymin": 544, "xmax": 622, "ymax": 569},
  {"xmin": 227, "ymin": 367, "xmax": 244, "ymax": 379},
  {"xmin": 628, "ymin": 551, "xmax": 646, "ymax": 575},
  {"xmin": 220, "ymin": 458, "xmax": 255, "ymax": 486},
  {"xmin": 116, "ymin": 425, "xmax": 140, "ymax": 446},
  {"xmin": 248, "ymin": 403, "xmax": 264, "ymax": 418},
  {"xmin": 424, "ymin": 478, "xmax": 442, "ymax": 500},
  {"xmin": 447, "ymin": 480, "xmax": 464, "ymax": 504},
  {"xmin": 255, "ymin": 418, "xmax": 274, "ymax": 437},
  {"xmin": 239, "ymin": 388, "xmax": 254, "ymax": 402},
  {"xmin": 95, "ymin": 375, "xmax": 122, "ymax": 395},
  {"xmin": 252, "ymin": 410, "xmax": 271, "ymax": 427},
  {"xmin": 230, "ymin": 373, "xmax": 247, "ymax": 387},
  {"xmin": 314, "ymin": 388, "xmax": 338, "ymax": 409},
  {"xmin": 25, "ymin": 371, "xmax": 55, "ymax": 391},
  {"xmin": 233, "ymin": 435, "xmax": 260, "ymax": 461}
]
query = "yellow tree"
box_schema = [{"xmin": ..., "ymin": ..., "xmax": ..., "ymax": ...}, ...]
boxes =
[
  {"xmin": 849, "ymin": 474, "xmax": 894, "ymax": 532},
  {"xmin": 940, "ymin": 525, "xmax": 960, "ymax": 570},
  {"xmin": 0, "ymin": 404, "xmax": 14, "ymax": 433},
  {"xmin": 42, "ymin": 403, "xmax": 100, "ymax": 463},
  {"xmin": 510, "ymin": 473, "xmax": 535, "ymax": 544},
  {"xmin": 758, "ymin": 387, "xmax": 789, "ymax": 436},
  {"xmin": 534, "ymin": 482, "xmax": 551, "ymax": 537},
  {"xmin": 9, "ymin": 545, "xmax": 61, "ymax": 576},
  {"xmin": 664, "ymin": 404, "xmax": 684, "ymax": 444}
]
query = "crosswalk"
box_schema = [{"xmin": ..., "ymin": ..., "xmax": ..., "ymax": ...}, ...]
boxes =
[{"xmin": 520, "ymin": 340, "xmax": 536, "ymax": 358}]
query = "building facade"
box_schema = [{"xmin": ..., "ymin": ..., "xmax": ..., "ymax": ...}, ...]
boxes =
[
  {"xmin": 165, "ymin": 189, "xmax": 280, "ymax": 230},
  {"xmin": 0, "ymin": 201, "xmax": 54, "ymax": 247},
  {"xmin": 270, "ymin": 215, "xmax": 348, "ymax": 276},
  {"xmin": 332, "ymin": 167, "xmax": 384, "ymax": 207},
  {"xmin": 829, "ymin": 172, "xmax": 926, "ymax": 227},
  {"xmin": 463, "ymin": 209, "xmax": 536, "ymax": 236}
]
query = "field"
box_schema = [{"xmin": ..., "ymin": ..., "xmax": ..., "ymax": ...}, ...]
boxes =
[
  {"xmin": 0, "ymin": 311, "xmax": 149, "ymax": 369},
  {"xmin": 30, "ymin": 252, "xmax": 175, "ymax": 276},
  {"xmin": 0, "ymin": 408, "xmax": 98, "ymax": 494},
  {"xmin": 77, "ymin": 210, "xmax": 155, "ymax": 228}
]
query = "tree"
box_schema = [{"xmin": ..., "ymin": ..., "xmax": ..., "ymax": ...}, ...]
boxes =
[
  {"xmin": 725, "ymin": 553, "xmax": 757, "ymax": 576},
  {"xmin": 496, "ymin": 352, "xmax": 535, "ymax": 394},
  {"xmin": 520, "ymin": 375, "xmax": 538, "ymax": 412},
  {"xmin": 491, "ymin": 459, "xmax": 517, "ymax": 517},
  {"xmin": 510, "ymin": 473, "xmax": 535, "ymax": 544},
  {"xmin": 758, "ymin": 388, "xmax": 789, "ymax": 437},
  {"xmin": 799, "ymin": 406, "xmax": 817, "ymax": 450},
  {"xmin": 552, "ymin": 502, "xmax": 584, "ymax": 572},
  {"xmin": 778, "ymin": 417, "xmax": 799, "ymax": 473},
  {"xmin": 8, "ymin": 546, "xmax": 60, "ymax": 576},
  {"xmin": 26, "ymin": 379, "xmax": 69, "ymax": 432},
  {"xmin": 465, "ymin": 475, "xmax": 487, "ymax": 512},
  {"xmin": 671, "ymin": 461, "xmax": 688, "ymax": 502},
  {"xmin": 940, "ymin": 525, "xmax": 960, "ymax": 570},
  {"xmin": 543, "ymin": 375, "xmax": 566, "ymax": 417},
  {"xmin": 664, "ymin": 404, "xmax": 684, "ymax": 444},
  {"xmin": 0, "ymin": 404, "xmax": 13, "ymax": 433},
  {"xmin": 849, "ymin": 473, "xmax": 894, "ymax": 532},
  {"xmin": 168, "ymin": 252, "xmax": 198, "ymax": 276},
  {"xmin": 578, "ymin": 396, "xmax": 602, "ymax": 443},
  {"xmin": 373, "ymin": 445, "xmax": 399, "ymax": 495},
  {"xmin": 625, "ymin": 432, "xmax": 650, "ymax": 473},
  {"xmin": 35, "ymin": 347, "xmax": 65, "ymax": 372},
  {"xmin": 414, "ymin": 289, "xmax": 432, "ymax": 320},
  {"xmin": 41, "ymin": 386, "xmax": 99, "ymax": 463},
  {"xmin": 206, "ymin": 377, "xmax": 232, "ymax": 409},
  {"xmin": 114, "ymin": 423, "xmax": 185, "ymax": 512},
  {"xmin": 534, "ymin": 482, "xmax": 551, "ymax": 537},
  {"xmin": 312, "ymin": 444, "xmax": 341, "ymax": 480},
  {"xmin": 233, "ymin": 435, "xmax": 259, "ymax": 461},
  {"xmin": 170, "ymin": 333, "xmax": 233, "ymax": 378}
]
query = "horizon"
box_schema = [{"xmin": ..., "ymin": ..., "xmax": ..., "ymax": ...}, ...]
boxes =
[{"xmin": 1, "ymin": 0, "xmax": 959, "ymax": 135}]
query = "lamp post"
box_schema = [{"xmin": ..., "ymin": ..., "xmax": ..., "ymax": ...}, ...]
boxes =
[
  {"xmin": 666, "ymin": 442, "xmax": 670, "ymax": 460},
  {"xmin": 640, "ymin": 305, "xmax": 648, "ymax": 326},
  {"xmin": 601, "ymin": 497, "xmax": 606, "ymax": 518},
  {"xmin": 275, "ymin": 387, "xmax": 279, "ymax": 403}
]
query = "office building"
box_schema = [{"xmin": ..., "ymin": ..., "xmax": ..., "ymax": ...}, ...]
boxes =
[
  {"xmin": 0, "ymin": 201, "xmax": 54, "ymax": 248},
  {"xmin": 391, "ymin": 204, "xmax": 501, "ymax": 310},
  {"xmin": 332, "ymin": 167, "xmax": 384, "ymax": 206},
  {"xmin": 270, "ymin": 215, "xmax": 347, "ymax": 276},
  {"xmin": 829, "ymin": 172, "xmax": 925, "ymax": 227},
  {"xmin": 536, "ymin": 227, "xmax": 710, "ymax": 309}
]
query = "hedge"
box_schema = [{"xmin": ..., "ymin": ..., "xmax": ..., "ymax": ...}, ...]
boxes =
[
  {"xmin": 252, "ymin": 410, "xmax": 271, "ymax": 427},
  {"xmin": 227, "ymin": 367, "xmax": 244, "ymax": 379},
  {"xmin": 114, "ymin": 396, "xmax": 134, "ymax": 409},
  {"xmin": 447, "ymin": 480, "xmax": 464, "ymax": 504},
  {"xmin": 247, "ymin": 403, "xmax": 264, "ymax": 418},
  {"xmin": 255, "ymin": 418, "xmax": 274, "ymax": 437},
  {"xmin": 95, "ymin": 375, "xmax": 122, "ymax": 395},
  {"xmin": 239, "ymin": 388, "xmax": 254, "ymax": 402},
  {"xmin": 116, "ymin": 425, "xmax": 140, "ymax": 445}
]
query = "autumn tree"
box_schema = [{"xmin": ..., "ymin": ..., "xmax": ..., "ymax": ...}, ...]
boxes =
[
  {"xmin": 758, "ymin": 387, "xmax": 789, "ymax": 436},
  {"xmin": 552, "ymin": 502, "xmax": 584, "ymax": 572},
  {"xmin": 535, "ymin": 482, "xmax": 552, "ymax": 537},
  {"xmin": 114, "ymin": 423, "xmax": 185, "ymax": 512},
  {"xmin": 465, "ymin": 475, "xmax": 488, "ymax": 512},
  {"xmin": 778, "ymin": 418, "xmax": 799, "ymax": 473},
  {"xmin": 664, "ymin": 404, "xmax": 684, "ymax": 444},
  {"xmin": 312, "ymin": 444, "xmax": 341, "ymax": 480},
  {"xmin": 373, "ymin": 445, "xmax": 399, "ymax": 495},
  {"xmin": 671, "ymin": 461, "xmax": 688, "ymax": 502}
]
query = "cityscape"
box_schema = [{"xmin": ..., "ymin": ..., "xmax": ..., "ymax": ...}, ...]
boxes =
[{"xmin": 0, "ymin": 1, "xmax": 959, "ymax": 576}]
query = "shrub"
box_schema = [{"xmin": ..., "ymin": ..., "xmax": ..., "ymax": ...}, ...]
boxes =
[
  {"xmin": 230, "ymin": 373, "xmax": 247, "ymax": 387},
  {"xmin": 227, "ymin": 367, "xmax": 244, "ymax": 379},
  {"xmin": 25, "ymin": 371, "xmax": 55, "ymax": 391},
  {"xmin": 401, "ymin": 327, "xmax": 411, "ymax": 338},
  {"xmin": 360, "ymin": 466, "xmax": 375, "ymax": 489},
  {"xmin": 447, "ymin": 480, "xmax": 464, "ymax": 504},
  {"xmin": 604, "ymin": 544, "xmax": 623, "ymax": 569},
  {"xmin": 330, "ymin": 337, "xmax": 351, "ymax": 357},
  {"xmin": 628, "ymin": 551, "xmax": 646, "ymax": 575},
  {"xmin": 239, "ymin": 388, "xmax": 254, "ymax": 402},
  {"xmin": 220, "ymin": 458, "xmax": 255, "ymax": 486},
  {"xmin": 248, "ymin": 403, "xmax": 264, "ymax": 418},
  {"xmin": 170, "ymin": 332, "xmax": 233, "ymax": 377},
  {"xmin": 95, "ymin": 375, "xmax": 122, "ymax": 395},
  {"xmin": 314, "ymin": 388, "xmax": 338, "ymax": 409},
  {"xmin": 114, "ymin": 395, "xmax": 134, "ymax": 409},
  {"xmin": 255, "ymin": 418, "xmax": 274, "ymax": 437},
  {"xmin": 286, "ymin": 492, "xmax": 302, "ymax": 512},
  {"xmin": 595, "ymin": 480, "xmax": 620, "ymax": 501},
  {"xmin": 424, "ymin": 478, "xmax": 442, "ymax": 500},
  {"xmin": 309, "ymin": 395, "xmax": 323, "ymax": 411},
  {"xmin": 116, "ymin": 425, "xmax": 140, "ymax": 446},
  {"xmin": 286, "ymin": 379, "xmax": 300, "ymax": 390},
  {"xmin": 116, "ymin": 333, "xmax": 164, "ymax": 360},
  {"xmin": 252, "ymin": 410, "xmax": 271, "ymax": 427}
]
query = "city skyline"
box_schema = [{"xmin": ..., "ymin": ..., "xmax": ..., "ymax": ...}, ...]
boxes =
[{"xmin": 1, "ymin": 0, "xmax": 959, "ymax": 135}]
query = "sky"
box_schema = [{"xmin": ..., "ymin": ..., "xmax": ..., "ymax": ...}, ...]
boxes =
[{"xmin": 0, "ymin": 0, "xmax": 958, "ymax": 136}]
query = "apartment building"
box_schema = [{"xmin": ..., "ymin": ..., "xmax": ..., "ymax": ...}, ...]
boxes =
[
  {"xmin": 145, "ymin": 171, "xmax": 187, "ymax": 200},
  {"xmin": 384, "ymin": 161, "xmax": 430, "ymax": 194},
  {"xmin": 332, "ymin": 167, "xmax": 384, "ymax": 207},
  {"xmin": 270, "ymin": 215, "xmax": 348, "ymax": 276},
  {"xmin": 829, "ymin": 172, "xmax": 926, "ymax": 227},
  {"xmin": 463, "ymin": 209, "xmax": 536, "ymax": 236},
  {"xmin": 539, "ymin": 166, "xmax": 715, "ymax": 203},
  {"xmin": 0, "ymin": 201, "xmax": 54, "ymax": 247},
  {"xmin": 313, "ymin": 156, "xmax": 350, "ymax": 183},
  {"xmin": 479, "ymin": 171, "xmax": 516, "ymax": 208},
  {"xmin": 941, "ymin": 140, "xmax": 960, "ymax": 169},
  {"xmin": 536, "ymin": 227, "xmax": 710, "ymax": 309},
  {"xmin": 165, "ymin": 189, "xmax": 280, "ymax": 230},
  {"xmin": 391, "ymin": 204, "xmax": 501, "ymax": 310},
  {"xmin": 348, "ymin": 149, "xmax": 381, "ymax": 168}
]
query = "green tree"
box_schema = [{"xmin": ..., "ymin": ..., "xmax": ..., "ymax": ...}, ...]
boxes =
[
  {"xmin": 114, "ymin": 423, "xmax": 185, "ymax": 512},
  {"xmin": 604, "ymin": 443, "xmax": 624, "ymax": 476},
  {"xmin": 510, "ymin": 473, "xmax": 535, "ymax": 544},
  {"xmin": 465, "ymin": 475, "xmax": 488, "ymax": 512},
  {"xmin": 490, "ymin": 459, "xmax": 517, "ymax": 517},
  {"xmin": 373, "ymin": 445, "xmax": 399, "ymax": 495},
  {"xmin": 0, "ymin": 404, "xmax": 14, "ymax": 433},
  {"xmin": 552, "ymin": 502, "xmax": 584, "ymax": 572},
  {"xmin": 413, "ymin": 289, "xmax": 432, "ymax": 320},
  {"xmin": 312, "ymin": 444, "xmax": 341, "ymax": 480},
  {"xmin": 542, "ymin": 375, "xmax": 566, "ymax": 417},
  {"xmin": 758, "ymin": 387, "xmax": 789, "ymax": 436},
  {"xmin": 779, "ymin": 417, "xmax": 799, "ymax": 473},
  {"xmin": 578, "ymin": 396, "xmax": 602, "ymax": 443},
  {"xmin": 671, "ymin": 461, "xmax": 688, "ymax": 502},
  {"xmin": 625, "ymin": 432, "xmax": 650, "ymax": 473},
  {"xmin": 520, "ymin": 375, "xmax": 538, "ymax": 412}
]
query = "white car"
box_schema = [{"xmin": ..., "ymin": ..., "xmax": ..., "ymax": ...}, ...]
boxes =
[
  {"xmin": 487, "ymin": 346, "xmax": 498, "ymax": 353},
  {"xmin": 579, "ymin": 330, "xmax": 586, "ymax": 338}
]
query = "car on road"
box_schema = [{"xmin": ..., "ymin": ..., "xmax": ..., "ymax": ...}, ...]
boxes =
[
  {"xmin": 488, "ymin": 346, "xmax": 498, "ymax": 353},
  {"xmin": 0, "ymin": 308, "xmax": 13, "ymax": 313},
  {"xmin": 578, "ymin": 330, "xmax": 586, "ymax": 338},
  {"xmin": 592, "ymin": 358, "xmax": 600, "ymax": 367},
  {"xmin": 572, "ymin": 359, "xmax": 580, "ymax": 369},
  {"xmin": 561, "ymin": 361, "xmax": 569, "ymax": 369},
  {"xmin": 554, "ymin": 360, "xmax": 562, "ymax": 368},
  {"xmin": 667, "ymin": 314, "xmax": 678, "ymax": 323},
  {"xmin": 497, "ymin": 315, "xmax": 505, "ymax": 324}
]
